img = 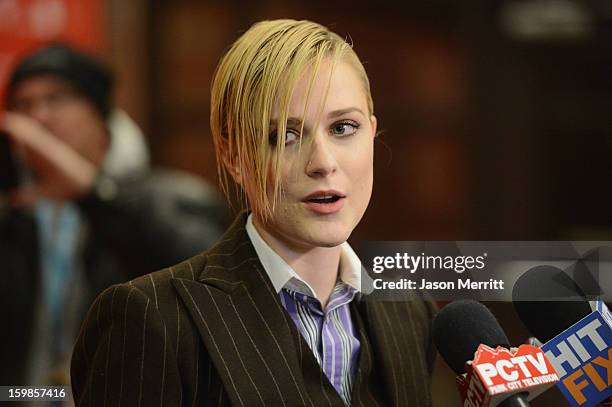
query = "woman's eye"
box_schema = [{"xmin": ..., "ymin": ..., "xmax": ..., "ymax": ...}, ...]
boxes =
[
  {"xmin": 284, "ymin": 130, "xmax": 299, "ymax": 145},
  {"xmin": 331, "ymin": 121, "xmax": 359, "ymax": 136},
  {"xmin": 269, "ymin": 129, "xmax": 300, "ymax": 146}
]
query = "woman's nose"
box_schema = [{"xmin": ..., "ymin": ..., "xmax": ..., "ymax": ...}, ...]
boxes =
[{"xmin": 305, "ymin": 133, "xmax": 337, "ymax": 178}]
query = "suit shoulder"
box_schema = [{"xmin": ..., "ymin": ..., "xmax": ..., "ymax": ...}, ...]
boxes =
[{"xmin": 126, "ymin": 253, "xmax": 209, "ymax": 297}]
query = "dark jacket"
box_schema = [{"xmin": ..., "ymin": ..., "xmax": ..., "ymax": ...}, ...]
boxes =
[
  {"xmin": 71, "ymin": 212, "xmax": 437, "ymax": 406},
  {"xmin": 0, "ymin": 169, "xmax": 227, "ymax": 385}
]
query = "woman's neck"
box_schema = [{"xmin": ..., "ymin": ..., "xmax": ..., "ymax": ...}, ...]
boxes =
[{"xmin": 253, "ymin": 218, "xmax": 342, "ymax": 308}]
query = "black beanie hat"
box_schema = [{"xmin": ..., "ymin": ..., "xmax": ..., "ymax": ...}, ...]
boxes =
[{"xmin": 7, "ymin": 44, "xmax": 113, "ymax": 118}]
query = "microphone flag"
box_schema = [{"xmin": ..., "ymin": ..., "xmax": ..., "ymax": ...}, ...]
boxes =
[
  {"xmin": 457, "ymin": 344, "xmax": 559, "ymax": 407},
  {"xmin": 541, "ymin": 300, "xmax": 612, "ymax": 407}
]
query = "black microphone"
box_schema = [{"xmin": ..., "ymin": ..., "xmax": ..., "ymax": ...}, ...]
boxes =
[
  {"xmin": 512, "ymin": 265, "xmax": 592, "ymax": 342},
  {"xmin": 433, "ymin": 300, "xmax": 532, "ymax": 407}
]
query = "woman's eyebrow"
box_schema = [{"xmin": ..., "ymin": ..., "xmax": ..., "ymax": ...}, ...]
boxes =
[
  {"xmin": 328, "ymin": 107, "xmax": 364, "ymax": 118},
  {"xmin": 269, "ymin": 107, "xmax": 364, "ymax": 127},
  {"xmin": 269, "ymin": 117, "xmax": 303, "ymax": 127}
]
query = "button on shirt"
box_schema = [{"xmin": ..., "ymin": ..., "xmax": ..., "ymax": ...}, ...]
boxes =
[{"xmin": 246, "ymin": 215, "xmax": 362, "ymax": 405}]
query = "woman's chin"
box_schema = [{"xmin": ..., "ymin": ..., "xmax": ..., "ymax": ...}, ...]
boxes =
[{"xmin": 303, "ymin": 227, "xmax": 351, "ymax": 248}]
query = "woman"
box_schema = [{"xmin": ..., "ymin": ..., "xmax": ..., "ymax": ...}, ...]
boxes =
[{"xmin": 72, "ymin": 19, "xmax": 436, "ymax": 406}]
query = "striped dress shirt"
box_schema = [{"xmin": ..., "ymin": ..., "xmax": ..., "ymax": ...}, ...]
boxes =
[
  {"xmin": 246, "ymin": 215, "xmax": 362, "ymax": 405},
  {"xmin": 280, "ymin": 283, "xmax": 360, "ymax": 404}
]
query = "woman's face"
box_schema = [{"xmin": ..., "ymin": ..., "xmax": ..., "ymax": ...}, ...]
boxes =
[{"xmin": 255, "ymin": 59, "xmax": 377, "ymax": 249}]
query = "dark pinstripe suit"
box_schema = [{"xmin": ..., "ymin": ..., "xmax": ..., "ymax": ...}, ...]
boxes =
[{"xmin": 71, "ymin": 213, "xmax": 437, "ymax": 406}]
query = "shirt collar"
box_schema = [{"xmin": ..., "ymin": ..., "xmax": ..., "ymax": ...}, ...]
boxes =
[{"xmin": 245, "ymin": 213, "xmax": 362, "ymax": 296}]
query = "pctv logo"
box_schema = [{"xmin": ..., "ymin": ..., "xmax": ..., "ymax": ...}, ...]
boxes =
[
  {"xmin": 457, "ymin": 344, "xmax": 559, "ymax": 407},
  {"xmin": 542, "ymin": 301, "xmax": 612, "ymax": 407}
]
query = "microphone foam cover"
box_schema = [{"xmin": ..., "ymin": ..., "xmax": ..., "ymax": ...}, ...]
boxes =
[
  {"xmin": 512, "ymin": 265, "xmax": 592, "ymax": 342},
  {"xmin": 433, "ymin": 300, "xmax": 510, "ymax": 375}
]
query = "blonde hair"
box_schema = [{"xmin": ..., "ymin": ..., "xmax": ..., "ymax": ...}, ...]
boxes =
[{"xmin": 210, "ymin": 19, "xmax": 373, "ymax": 221}]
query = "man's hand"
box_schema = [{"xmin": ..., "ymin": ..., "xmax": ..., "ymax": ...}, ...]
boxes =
[{"xmin": 1, "ymin": 112, "xmax": 98, "ymax": 205}]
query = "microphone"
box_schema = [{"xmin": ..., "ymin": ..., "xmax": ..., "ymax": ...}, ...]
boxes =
[
  {"xmin": 433, "ymin": 300, "xmax": 559, "ymax": 407},
  {"xmin": 513, "ymin": 265, "xmax": 593, "ymax": 343},
  {"xmin": 513, "ymin": 266, "xmax": 612, "ymax": 407}
]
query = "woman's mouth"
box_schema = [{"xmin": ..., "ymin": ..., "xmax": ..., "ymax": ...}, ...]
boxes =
[{"xmin": 302, "ymin": 191, "xmax": 346, "ymax": 214}]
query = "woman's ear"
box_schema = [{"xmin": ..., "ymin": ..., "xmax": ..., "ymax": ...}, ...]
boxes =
[
  {"xmin": 370, "ymin": 114, "xmax": 378, "ymax": 138},
  {"xmin": 219, "ymin": 139, "xmax": 243, "ymax": 185}
]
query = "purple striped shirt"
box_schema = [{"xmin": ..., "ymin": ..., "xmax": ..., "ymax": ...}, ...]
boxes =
[
  {"xmin": 279, "ymin": 282, "xmax": 360, "ymax": 405},
  {"xmin": 245, "ymin": 214, "xmax": 363, "ymax": 404}
]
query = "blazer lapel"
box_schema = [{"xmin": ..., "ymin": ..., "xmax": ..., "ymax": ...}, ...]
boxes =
[
  {"xmin": 350, "ymin": 298, "xmax": 387, "ymax": 407},
  {"xmin": 352, "ymin": 295, "xmax": 432, "ymax": 407},
  {"xmin": 171, "ymin": 214, "xmax": 313, "ymax": 407}
]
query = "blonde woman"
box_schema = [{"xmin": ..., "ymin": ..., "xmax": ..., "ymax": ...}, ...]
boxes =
[{"xmin": 72, "ymin": 19, "xmax": 436, "ymax": 406}]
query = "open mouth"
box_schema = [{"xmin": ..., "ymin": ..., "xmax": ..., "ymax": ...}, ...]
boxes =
[
  {"xmin": 302, "ymin": 191, "xmax": 346, "ymax": 214},
  {"xmin": 307, "ymin": 195, "xmax": 342, "ymax": 204}
]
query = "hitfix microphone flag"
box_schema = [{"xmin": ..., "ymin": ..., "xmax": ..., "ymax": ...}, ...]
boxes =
[{"xmin": 513, "ymin": 266, "xmax": 612, "ymax": 407}]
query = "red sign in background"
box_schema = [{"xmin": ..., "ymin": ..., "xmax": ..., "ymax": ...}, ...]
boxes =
[{"xmin": 0, "ymin": 0, "xmax": 105, "ymax": 110}]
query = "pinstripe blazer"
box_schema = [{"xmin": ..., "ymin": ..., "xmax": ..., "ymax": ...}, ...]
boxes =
[{"xmin": 71, "ymin": 212, "xmax": 437, "ymax": 406}]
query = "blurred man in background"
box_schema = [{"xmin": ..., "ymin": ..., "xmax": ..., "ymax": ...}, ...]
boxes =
[{"xmin": 0, "ymin": 44, "xmax": 227, "ymax": 389}]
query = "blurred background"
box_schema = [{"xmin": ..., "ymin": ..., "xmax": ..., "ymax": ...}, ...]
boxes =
[{"xmin": 1, "ymin": 0, "xmax": 611, "ymax": 405}]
